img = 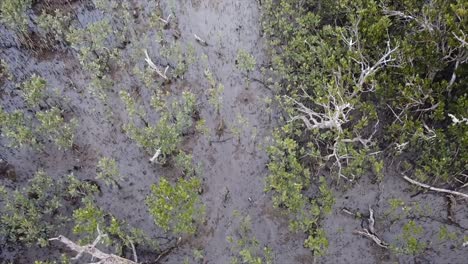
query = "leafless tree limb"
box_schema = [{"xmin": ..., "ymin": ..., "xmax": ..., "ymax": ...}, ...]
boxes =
[
  {"xmin": 353, "ymin": 206, "xmax": 389, "ymax": 248},
  {"xmin": 129, "ymin": 240, "xmax": 138, "ymax": 263},
  {"xmin": 448, "ymin": 113, "xmax": 468, "ymax": 125},
  {"xmin": 403, "ymin": 175, "xmax": 468, "ymax": 199},
  {"xmin": 158, "ymin": 14, "xmax": 172, "ymax": 25},
  {"xmin": 287, "ymin": 93, "xmax": 353, "ymax": 132},
  {"xmin": 149, "ymin": 148, "xmax": 161, "ymax": 163},
  {"xmin": 144, "ymin": 49, "xmax": 168, "ymax": 80},
  {"xmin": 49, "ymin": 227, "xmax": 137, "ymax": 264},
  {"xmin": 356, "ymin": 41, "xmax": 398, "ymax": 90},
  {"xmin": 354, "ymin": 229, "xmax": 389, "ymax": 248},
  {"xmin": 342, "ymin": 120, "xmax": 379, "ymax": 148},
  {"xmin": 194, "ymin": 34, "xmax": 208, "ymax": 46},
  {"xmin": 453, "ymin": 32, "xmax": 468, "ymax": 47}
]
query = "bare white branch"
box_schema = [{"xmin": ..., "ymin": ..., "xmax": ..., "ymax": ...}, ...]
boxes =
[
  {"xmin": 448, "ymin": 113, "xmax": 468, "ymax": 125},
  {"xmin": 130, "ymin": 240, "xmax": 138, "ymax": 263},
  {"xmin": 150, "ymin": 148, "xmax": 161, "ymax": 163},
  {"xmin": 144, "ymin": 49, "xmax": 168, "ymax": 80},
  {"xmin": 49, "ymin": 228, "xmax": 137, "ymax": 264},
  {"xmin": 194, "ymin": 34, "xmax": 208, "ymax": 46},
  {"xmin": 453, "ymin": 32, "xmax": 468, "ymax": 47},
  {"xmin": 158, "ymin": 14, "xmax": 172, "ymax": 25},
  {"xmin": 354, "ymin": 229, "xmax": 389, "ymax": 248},
  {"xmin": 403, "ymin": 175, "xmax": 468, "ymax": 199},
  {"xmin": 357, "ymin": 42, "xmax": 398, "ymax": 89},
  {"xmin": 287, "ymin": 93, "xmax": 353, "ymax": 133},
  {"xmin": 354, "ymin": 206, "xmax": 388, "ymax": 248}
]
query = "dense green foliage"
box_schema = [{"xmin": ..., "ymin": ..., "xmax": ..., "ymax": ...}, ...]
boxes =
[
  {"xmin": 0, "ymin": 0, "xmax": 31, "ymax": 33},
  {"xmin": 262, "ymin": 0, "xmax": 467, "ymax": 257},
  {"xmin": 0, "ymin": 171, "xmax": 97, "ymax": 247},
  {"xmin": 264, "ymin": 0, "xmax": 467, "ymax": 184},
  {"xmin": 1, "ymin": 75, "xmax": 77, "ymax": 149},
  {"xmin": 121, "ymin": 90, "xmax": 198, "ymax": 161}
]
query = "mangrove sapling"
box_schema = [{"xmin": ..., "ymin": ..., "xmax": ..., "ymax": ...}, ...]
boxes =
[
  {"xmin": 227, "ymin": 213, "xmax": 275, "ymax": 264},
  {"xmin": 174, "ymin": 151, "xmax": 197, "ymax": 177},
  {"xmin": 392, "ymin": 220, "xmax": 427, "ymax": 255},
  {"xmin": 20, "ymin": 74, "xmax": 47, "ymax": 108},
  {"xmin": 0, "ymin": 108, "xmax": 38, "ymax": 148},
  {"xmin": 0, "ymin": 171, "xmax": 97, "ymax": 247},
  {"xmin": 236, "ymin": 49, "xmax": 256, "ymax": 79},
  {"xmin": 96, "ymin": 157, "xmax": 123, "ymax": 189},
  {"xmin": 0, "ymin": 59, "xmax": 13, "ymax": 81},
  {"xmin": 37, "ymin": 9, "xmax": 71, "ymax": 45},
  {"xmin": 205, "ymin": 69, "xmax": 224, "ymax": 114},
  {"xmin": 36, "ymin": 107, "xmax": 78, "ymax": 150},
  {"xmin": 146, "ymin": 177, "xmax": 205, "ymax": 235},
  {"xmin": 195, "ymin": 119, "xmax": 209, "ymax": 136},
  {"xmin": 232, "ymin": 113, "xmax": 249, "ymax": 143},
  {"xmin": 67, "ymin": 19, "xmax": 117, "ymax": 99},
  {"xmin": 121, "ymin": 88, "xmax": 200, "ymax": 162},
  {"xmin": 0, "ymin": 0, "xmax": 31, "ymax": 35}
]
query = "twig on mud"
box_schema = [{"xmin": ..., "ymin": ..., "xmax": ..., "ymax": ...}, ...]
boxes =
[
  {"xmin": 368, "ymin": 206, "xmax": 376, "ymax": 234},
  {"xmin": 402, "ymin": 175, "xmax": 468, "ymax": 199},
  {"xmin": 194, "ymin": 34, "xmax": 208, "ymax": 46},
  {"xmin": 144, "ymin": 49, "xmax": 169, "ymax": 80},
  {"xmin": 155, "ymin": 237, "xmax": 182, "ymax": 263},
  {"xmin": 353, "ymin": 206, "xmax": 389, "ymax": 248},
  {"xmin": 130, "ymin": 240, "xmax": 138, "ymax": 263},
  {"xmin": 447, "ymin": 195, "xmax": 456, "ymax": 223},
  {"xmin": 353, "ymin": 229, "xmax": 389, "ymax": 248},
  {"xmin": 248, "ymin": 76, "xmax": 273, "ymax": 92},
  {"xmin": 341, "ymin": 207, "xmax": 360, "ymax": 218},
  {"xmin": 209, "ymin": 137, "xmax": 233, "ymax": 144},
  {"xmin": 159, "ymin": 14, "xmax": 172, "ymax": 25}
]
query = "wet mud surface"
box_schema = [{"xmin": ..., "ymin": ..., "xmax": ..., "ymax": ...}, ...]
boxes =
[{"xmin": 1, "ymin": 0, "xmax": 467, "ymax": 263}]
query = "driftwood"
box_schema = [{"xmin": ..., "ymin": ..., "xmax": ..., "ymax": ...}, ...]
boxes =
[
  {"xmin": 49, "ymin": 228, "xmax": 137, "ymax": 264},
  {"xmin": 403, "ymin": 175, "xmax": 468, "ymax": 199},
  {"xmin": 149, "ymin": 148, "xmax": 162, "ymax": 163},
  {"xmin": 353, "ymin": 206, "xmax": 389, "ymax": 248},
  {"xmin": 144, "ymin": 49, "xmax": 169, "ymax": 80},
  {"xmin": 194, "ymin": 34, "xmax": 208, "ymax": 46}
]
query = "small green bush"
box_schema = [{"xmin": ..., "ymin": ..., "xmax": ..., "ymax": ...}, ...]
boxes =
[
  {"xmin": 20, "ymin": 74, "xmax": 47, "ymax": 108},
  {"xmin": 96, "ymin": 157, "xmax": 122, "ymax": 188},
  {"xmin": 0, "ymin": 171, "xmax": 97, "ymax": 247},
  {"xmin": 0, "ymin": 0, "xmax": 31, "ymax": 33},
  {"xmin": 36, "ymin": 107, "xmax": 77, "ymax": 150},
  {"xmin": 0, "ymin": 108, "xmax": 38, "ymax": 148},
  {"xmin": 146, "ymin": 177, "xmax": 204, "ymax": 234}
]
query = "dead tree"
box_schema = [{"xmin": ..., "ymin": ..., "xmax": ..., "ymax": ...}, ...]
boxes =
[{"xmin": 49, "ymin": 227, "xmax": 138, "ymax": 264}]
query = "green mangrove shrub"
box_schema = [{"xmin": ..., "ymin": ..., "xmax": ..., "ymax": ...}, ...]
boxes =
[{"xmin": 146, "ymin": 177, "xmax": 205, "ymax": 235}]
